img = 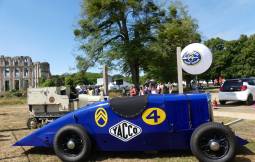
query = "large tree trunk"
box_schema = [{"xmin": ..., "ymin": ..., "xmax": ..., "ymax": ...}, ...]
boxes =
[
  {"xmin": 130, "ymin": 62, "xmax": 140, "ymax": 90},
  {"xmin": 119, "ymin": 13, "xmax": 140, "ymax": 90}
]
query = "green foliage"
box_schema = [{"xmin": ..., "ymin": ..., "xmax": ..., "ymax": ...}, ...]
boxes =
[
  {"xmin": 112, "ymin": 74, "xmax": 124, "ymax": 81},
  {"xmin": 144, "ymin": 2, "xmax": 201, "ymax": 82},
  {"xmin": 85, "ymin": 72, "xmax": 102, "ymax": 84},
  {"xmin": 203, "ymin": 34, "xmax": 255, "ymax": 80},
  {"xmin": 74, "ymin": 0, "xmax": 255, "ymax": 83},
  {"xmin": 39, "ymin": 75, "xmax": 65, "ymax": 87},
  {"xmin": 75, "ymin": 0, "xmax": 166, "ymax": 87},
  {"xmin": 2, "ymin": 89, "xmax": 25, "ymax": 98},
  {"xmin": 41, "ymin": 79, "xmax": 55, "ymax": 87},
  {"xmin": 75, "ymin": 55, "xmax": 92, "ymax": 72},
  {"xmin": 65, "ymin": 75, "xmax": 75, "ymax": 88},
  {"xmin": 39, "ymin": 72, "xmax": 101, "ymax": 88}
]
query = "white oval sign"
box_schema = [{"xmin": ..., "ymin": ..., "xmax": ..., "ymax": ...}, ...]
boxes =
[{"xmin": 181, "ymin": 43, "xmax": 212, "ymax": 75}]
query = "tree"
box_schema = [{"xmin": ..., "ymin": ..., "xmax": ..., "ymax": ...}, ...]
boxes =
[
  {"xmin": 74, "ymin": 0, "xmax": 165, "ymax": 88},
  {"xmin": 234, "ymin": 35, "xmax": 255, "ymax": 77},
  {"xmin": 41, "ymin": 79, "xmax": 55, "ymax": 87},
  {"xmin": 85, "ymin": 72, "xmax": 102, "ymax": 84},
  {"xmin": 144, "ymin": 2, "xmax": 201, "ymax": 83},
  {"xmin": 73, "ymin": 72, "xmax": 90, "ymax": 85},
  {"xmin": 75, "ymin": 55, "xmax": 92, "ymax": 72},
  {"xmin": 203, "ymin": 34, "xmax": 255, "ymax": 80},
  {"xmin": 203, "ymin": 37, "xmax": 226, "ymax": 80}
]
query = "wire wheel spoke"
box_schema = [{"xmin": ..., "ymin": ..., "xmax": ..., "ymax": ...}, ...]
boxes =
[
  {"xmin": 199, "ymin": 132, "xmax": 229, "ymax": 160},
  {"xmin": 59, "ymin": 132, "xmax": 84, "ymax": 156}
]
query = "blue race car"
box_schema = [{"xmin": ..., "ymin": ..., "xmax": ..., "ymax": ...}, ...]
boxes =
[{"xmin": 14, "ymin": 94, "xmax": 245, "ymax": 162}]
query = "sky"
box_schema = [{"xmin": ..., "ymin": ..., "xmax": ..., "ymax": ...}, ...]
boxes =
[{"xmin": 1, "ymin": 0, "xmax": 255, "ymax": 75}]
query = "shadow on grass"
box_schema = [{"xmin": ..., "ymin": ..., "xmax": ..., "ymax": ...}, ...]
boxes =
[
  {"xmin": 23, "ymin": 145, "xmax": 255, "ymax": 161},
  {"xmin": 0, "ymin": 134, "xmax": 11, "ymax": 142},
  {"xmin": 0, "ymin": 127, "xmax": 28, "ymax": 132},
  {"xmin": 0, "ymin": 134, "xmax": 10, "ymax": 138},
  {"xmin": 238, "ymin": 145, "xmax": 255, "ymax": 155},
  {"xmin": 25, "ymin": 148, "xmax": 194, "ymax": 161},
  {"xmin": 233, "ymin": 146, "xmax": 255, "ymax": 162},
  {"xmin": 234, "ymin": 157, "xmax": 253, "ymax": 162},
  {"xmin": 0, "ymin": 155, "xmax": 26, "ymax": 161},
  {"xmin": 25, "ymin": 147, "xmax": 55, "ymax": 155},
  {"xmin": 219, "ymin": 101, "xmax": 246, "ymax": 107},
  {"xmin": 89, "ymin": 150, "xmax": 193, "ymax": 161}
]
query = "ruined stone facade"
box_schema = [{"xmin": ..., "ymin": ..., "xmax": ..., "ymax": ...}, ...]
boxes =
[{"xmin": 0, "ymin": 56, "xmax": 50, "ymax": 92}]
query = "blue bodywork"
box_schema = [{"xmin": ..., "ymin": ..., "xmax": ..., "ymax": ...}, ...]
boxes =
[{"xmin": 14, "ymin": 93, "xmax": 222, "ymax": 151}]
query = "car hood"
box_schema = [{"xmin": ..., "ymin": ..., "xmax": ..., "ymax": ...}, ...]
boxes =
[{"xmin": 14, "ymin": 100, "xmax": 108, "ymax": 147}]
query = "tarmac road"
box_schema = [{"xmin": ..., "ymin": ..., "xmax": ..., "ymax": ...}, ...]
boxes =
[{"xmin": 210, "ymin": 92, "xmax": 255, "ymax": 120}]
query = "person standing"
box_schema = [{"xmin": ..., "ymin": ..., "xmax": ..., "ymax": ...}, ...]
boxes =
[
  {"xmin": 88, "ymin": 87, "xmax": 93, "ymax": 96},
  {"xmin": 99, "ymin": 86, "xmax": 104, "ymax": 96},
  {"xmin": 151, "ymin": 85, "xmax": 158, "ymax": 94},
  {"xmin": 139, "ymin": 86, "xmax": 145, "ymax": 96},
  {"xmin": 157, "ymin": 83, "xmax": 161, "ymax": 94},
  {"xmin": 168, "ymin": 82, "xmax": 173, "ymax": 94},
  {"xmin": 122, "ymin": 87, "xmax": 126, "ymax": 96},
  {"xmin": 94, "ymin": 86, "xmax": 99, "ymax": 96}
]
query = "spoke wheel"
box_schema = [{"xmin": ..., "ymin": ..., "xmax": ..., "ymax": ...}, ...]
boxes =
[
  {"xmin": 53, "ymin": 125, "xmax": 91, "ymax": 162},
  {"xmin": 27, "ymin": 118, "xmax": 38, "ymax": 129},
  {"xmin": 198, "ymin": 132, "xmax": 229, "ymax": 160},
  {"xmin": 58, "ymin": 131, "xmax": 84, "ymax": 156},
  {"xmin": 190, "ymin": 122, "xmax": 236, "ymax": 162}
]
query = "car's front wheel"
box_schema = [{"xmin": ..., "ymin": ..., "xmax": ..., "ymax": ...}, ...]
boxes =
[
  {"xmin": 53, "ymin": 125, "xmax": 91, "ymax": 162},
  {"xmin": 219, "ymin": 100, "xmax": 226, "ymax": 105},
  {"xmin": 190, "ymin": 122, "xmax": 236, "ymax": 162}
]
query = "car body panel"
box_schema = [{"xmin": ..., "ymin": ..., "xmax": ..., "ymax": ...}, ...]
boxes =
[
  {"xmin": 15, "ymin": 93, "xmax": 245, "ymax": 152},
  {"xmin": 219, "ymin": 90, "xmax": 250, "ymax": 101}
]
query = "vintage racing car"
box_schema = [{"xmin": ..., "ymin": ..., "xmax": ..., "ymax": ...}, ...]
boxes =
[{"xmin": 14, "ymin": 93, "xmax": 246, "ymax": 162}]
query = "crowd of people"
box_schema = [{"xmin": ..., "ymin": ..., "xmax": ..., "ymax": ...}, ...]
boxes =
[
  {"xmin": 76, "ymin": 80, "xmax": 174, "ymax": 97},
  {"xmin": 77, "ymin": 85, "xmax": 104, "ymax": 96},
  {"xmin": 129, "ymin": 80, "xmax": 174, "ymax": 96}
]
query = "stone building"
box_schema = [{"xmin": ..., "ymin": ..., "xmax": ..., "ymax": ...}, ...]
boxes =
[{"xmin": 0, "ymin": 56, "xmax": 50, "ymax": 92}]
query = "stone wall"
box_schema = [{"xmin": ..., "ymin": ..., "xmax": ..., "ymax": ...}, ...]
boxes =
[{"xmin": 0, "ymin": 56, "xmax": 51, "ymax": 92}]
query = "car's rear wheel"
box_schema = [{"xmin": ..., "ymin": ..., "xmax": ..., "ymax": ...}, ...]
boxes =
[
  {"xmin": 190, "ymin": 122, "xmax": 236, "ymax": 162},
  {"xmin": 219, "ymin": 100, "xmax": 226, "ymax": 105},
  {"xmin": 53, "ymin": 125, "xmax": 91, "ymax": 162},
  {"xmin": 246, "ymin": 94, "xmax": 253, "ymax": 105}
]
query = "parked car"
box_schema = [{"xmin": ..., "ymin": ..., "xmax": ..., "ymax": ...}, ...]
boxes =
[
  {"xmin": 15, "ymin": 94, "xmax": 246, "ymax": 162},
  {"xmin": 218, "ymin": 78, "xmax": 255, "ymax": 105}
]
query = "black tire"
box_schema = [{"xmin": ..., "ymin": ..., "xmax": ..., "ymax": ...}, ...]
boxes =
[
  {"xmin": 53, "ymin": 125, "xmax": 91, "ymax": 162},
  {"xmin": 27, "ymin": 118, "xmax": 38, "ymax": 129},
  {"xmin": 190, "ymin": 122, "xmax": 236, "ymax": 162},
  {"xmin": 246, "ymin": 94, "xmax": 253, "ymax": 106},
  {"xmin": 219, "ymin": 101, "xmax": 226, "ymax": 105}
]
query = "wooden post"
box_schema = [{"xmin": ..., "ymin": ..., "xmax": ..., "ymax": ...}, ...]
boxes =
[
  {"xmin": 103, "ymin": 65, "xmax": 108, "ymax": 96},
  {"xmin": 176, "ymin": 47, "xmax": 184, "ymax": 93}
]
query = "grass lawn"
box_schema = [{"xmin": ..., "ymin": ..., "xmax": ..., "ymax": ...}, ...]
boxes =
[{"xmin": 0, "ymin": 97, "xmax": 26, "ymax": 105}]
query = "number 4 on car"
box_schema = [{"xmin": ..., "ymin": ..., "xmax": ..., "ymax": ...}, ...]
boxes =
[
  {"xmin": 14, "ymin": 94, "xmax": 247, "ymax": 162},
  {"xmin": 142, "ymin": 108, "xmax": 166, "ymax": 125}
]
